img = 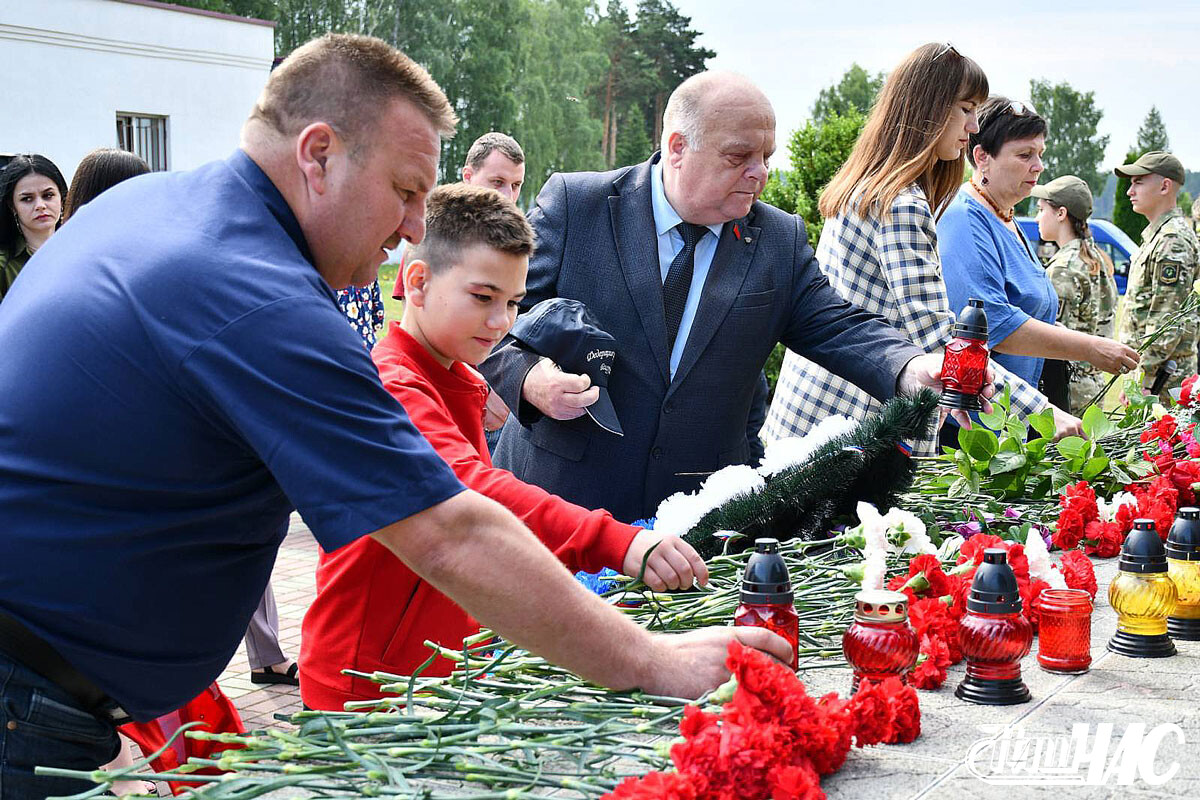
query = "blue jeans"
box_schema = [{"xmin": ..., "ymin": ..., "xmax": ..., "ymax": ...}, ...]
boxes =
[{"xmin": 0, "ymin": 651, "xmax": 120, "ymax": 799}]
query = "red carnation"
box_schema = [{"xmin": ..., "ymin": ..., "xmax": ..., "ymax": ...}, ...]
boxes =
[
  {"xmin": 1181, "ymin": 374, "xmax": 1198, "ymax": 407},
  {"xmin": 606, "ymin": 771, "xmax": 697, "ymax": 800},
  {"xmin": 910, "ymin": 634, "xmax": 950, "ymax": 690},
  {"xmin": 905, "ymin": 554, "xmax": 951, "ymax": 597},
  {"xmin": 909, "ymin": 598, "xmax": 961, "ymax": 663},
  {"xmin": 1058, "ymin": 551, "xmax": 1098, "ymax": 599},
  {"xmin": 958, "ymin": 534, "xmax": 1006, "ymax": 566},
  {"xmin": 943, "ymin": 571, "xmax": 973, "ymax": 619},
  {"xmin": 886, "ymin": 574, "xmax": 919, "ymax": 605},
  {"xmin": 1141, "ymin": 415, "xmax": 1178, "ymax": 446},
  {"xmin": 1115, "ymin": 500, "xmax": 1138, "ymax": 533},
  {"xmin": 1053, "ymin": 508, "xmax": 1085, "ymax": 551},
  {"xmin": 1005, "ymin": 543, "xmax": 1030, "ymax": 582},
  {"xmin": 767, "ymin": 762, "xmax": 825, "ymax": 800},
  {"xmin": 847, "ymin": 681, "xmax": 894, "ymax": 747},
  {"xmin": 880, "ymin": 677, "xmax": 921, "ymax": 744},
  {"xmin": 1083, "ymin": 520, "xmax": 1123, "ymax": 559},
  {"xmin": 1019, "ymin": 577, "xmax": 1051, "ymax": 631},
  {"xmin": 1060, "ymin": 481, "xmax": 1099, "ymax": 523}
]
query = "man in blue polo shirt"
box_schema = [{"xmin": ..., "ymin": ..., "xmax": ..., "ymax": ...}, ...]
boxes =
[{"xmin": 0, "ymin": 34, "xmax": 787, "ymax": 796}]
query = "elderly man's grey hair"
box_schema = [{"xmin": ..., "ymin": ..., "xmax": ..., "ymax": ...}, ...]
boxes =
[{"xmin": 660, "ymin": 71, "xmax": 764, "ymax": 153}]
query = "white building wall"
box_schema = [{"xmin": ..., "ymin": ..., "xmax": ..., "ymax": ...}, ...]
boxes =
[{"xmin": 0, "ymin": 0, "xmax": 274, "ymax": 182}]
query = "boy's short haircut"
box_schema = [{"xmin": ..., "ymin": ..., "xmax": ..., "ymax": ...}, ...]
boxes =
[
  {"xmin": 410, "ymin": 184, "xmax": 535, "ymax": 275},
  {"xmin": 250, "ymin": 34, "xmax": 458, "ymax": 154}
]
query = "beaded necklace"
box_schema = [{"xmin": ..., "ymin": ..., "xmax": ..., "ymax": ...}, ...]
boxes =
[{"xmin": 970, "ymin": 179, "xmax": 1013, "ymax": 223}]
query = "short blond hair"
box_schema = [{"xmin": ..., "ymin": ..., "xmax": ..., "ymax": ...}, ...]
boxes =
[
  {"xmin": 410, "ymin": 184, "xmax": 534, "ymax": 274},
  {"xmin": 250, "ymin": 34, "xmax": 457, "ymax": 149}
]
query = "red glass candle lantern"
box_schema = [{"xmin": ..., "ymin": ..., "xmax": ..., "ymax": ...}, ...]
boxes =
[
  {"xmin": 842, "ymin": 589, "xmax": 920, "ymax": 693},
  {"xmin": 734, "ymin": 538, "xmax": 799, "ymax": 669},
  {"xmin": 955, "ymin": 548, "xmax": 1033, "ymax": 705},
  {"xmin": 1034, "ymin": 589, "xmax": 1093, "ymax": 674},
  {"xmin": 940, "ymin": 298, "xmax": 989, "ymax": 411}
]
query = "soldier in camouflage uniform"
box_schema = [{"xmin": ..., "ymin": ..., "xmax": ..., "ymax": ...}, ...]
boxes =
[
  {"xmin": 1032, "ymin": 175, "xmax": 1119, "ymax": 414},
  {"xmin": 1116, "ymin": 151, "xmax": 1200, "ymax": 403}
]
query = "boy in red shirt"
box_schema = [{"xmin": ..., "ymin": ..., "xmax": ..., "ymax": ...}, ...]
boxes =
[{"xmin": 300, "ymin": 185, "xmax": 707, "ymax": 710}]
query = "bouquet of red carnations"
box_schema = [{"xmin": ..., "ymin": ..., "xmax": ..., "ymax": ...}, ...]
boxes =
[{"xmin": 604, "ymin": 641, "xmax": 920, "ymax": 800}]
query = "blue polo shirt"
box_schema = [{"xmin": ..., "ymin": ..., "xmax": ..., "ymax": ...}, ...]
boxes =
[
  {"xmin": 0, "ymin": 151, "xmax": 465, "ymax": 720},
  {"xmin": 939, "ymin": 190, "xmax": 1058, "ymax": 392}
]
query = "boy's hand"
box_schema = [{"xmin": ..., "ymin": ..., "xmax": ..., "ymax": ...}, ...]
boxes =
[{"xmin": 622, "ymin": 529, "xmax": 709, "ymax": 591}]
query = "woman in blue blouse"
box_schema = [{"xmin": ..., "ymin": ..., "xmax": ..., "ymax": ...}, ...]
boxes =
[{"xmin": 939, "ymin": 97, "xmax": 1137, "ymax": 402}]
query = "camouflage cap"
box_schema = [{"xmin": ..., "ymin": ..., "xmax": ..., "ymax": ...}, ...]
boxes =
[
  {"xmin": 1114, "ymin": 151, "xmax": 1185, "ymax": 184},
  {"xmin": 1030, "ymin": 175, "xmax": 1093, "ymax": 220}
]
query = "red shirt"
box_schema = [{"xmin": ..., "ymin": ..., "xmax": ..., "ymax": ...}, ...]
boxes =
[{"xmin": 299, "ymin": 324, "xmax": 638, "ymax": 710}]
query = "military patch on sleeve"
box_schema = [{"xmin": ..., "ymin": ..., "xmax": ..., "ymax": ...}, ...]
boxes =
[{"xmin": 1159, "ymin": 262, "xmax": 1180, "ymax": 284}]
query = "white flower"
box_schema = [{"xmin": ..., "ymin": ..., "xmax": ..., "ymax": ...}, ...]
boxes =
[
  {"xmin": 1023, "ymin": 524, "xmax": 1057, "ymax": 585},
  {"xmin": 1097, "ymin": 491, "xmax": 1137, "ymax": 523},
  {"xmin": 1045, "ymin": 563, "xmax": 1069, "ymax": 590},
  {"xmin": 938, "ymin": 534, "xmax": 964, "ymax": 560},
  {"xmin": 651, "ymin": 464, "xmax": 764, "ymax": 538},
  {"xmin": 759, "ymin": 415, "xmax": 856, "ymax": 476},
  {"xmin": 855, "ymin": 501, "xmax": 891, "ymax": 557},
  {"xmin": 861, "ymin": 550, "xmax": 888, "ymax": 591},
  {"xmin": 884, "ymin": 508, "xmax": 936, "ymax": 555}
]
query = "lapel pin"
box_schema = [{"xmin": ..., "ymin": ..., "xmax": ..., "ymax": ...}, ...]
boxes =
[{"xmin": 733, "ymin": 224, "xmax": 741, "ymax": 241}]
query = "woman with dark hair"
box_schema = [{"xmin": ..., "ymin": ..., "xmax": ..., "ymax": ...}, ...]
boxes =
[
  {"xmin": 63, "ymin": 148, "xmax": 149, "ymax": 221},
  {"xmin": 1033, "ymin": 175, "xmax": 1119, "ymax": 414},
  {"xmin": 0, "ymin": 154, "xmax": 68, "ymax": 301},
  {"xmin": 938, "ymin": 97, "xmax": 1137, "ymax": 415},
  {"xmin": 766, "ymin": 43, "xmax": 1075, "ymax": 454}
]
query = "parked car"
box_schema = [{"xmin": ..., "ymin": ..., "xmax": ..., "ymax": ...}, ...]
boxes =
[{"xmin": 1015, "ymin": 217, "xmax": 1137, "ymax": 295}]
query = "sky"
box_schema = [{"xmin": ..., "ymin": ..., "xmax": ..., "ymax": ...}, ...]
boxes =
[{"xmin": 677, "ymin": 0, "xmax": 1200, "ymax": 170}]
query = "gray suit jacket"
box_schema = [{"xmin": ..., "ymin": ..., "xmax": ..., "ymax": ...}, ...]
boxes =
[{"xmin": 487, "ymin": 155, "xmax": 922, "ymax": 523}]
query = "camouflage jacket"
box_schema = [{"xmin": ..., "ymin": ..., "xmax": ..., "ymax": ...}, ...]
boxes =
[
  {"xmin": 1118, "ymin": 207, "xmax": 1200, "ymax": 386},
  {"xmin": 1047, "ymin": 239, "xmax": 1118, "ymax": 413}
]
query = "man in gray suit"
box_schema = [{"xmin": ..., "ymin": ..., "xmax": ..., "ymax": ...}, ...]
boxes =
[{"xmin": 486, "ymin": 72, "xmax": 964, "ymax": 523}]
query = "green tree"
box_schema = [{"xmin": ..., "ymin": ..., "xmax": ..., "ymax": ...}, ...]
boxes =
[
  {"xmin": 633, "ymin": 0, "xmax": 714, "ymax": 146},
  {"xmin": 159, "ymin": 0, "xmax": 278, "ymax": 20},
  {"xmin": 811, "ymin": 64, "xmax": 884, "ymax": 124},
  {"xmin": 1137, "ymin": 106, "xmax": 1170, "ymax": 152},
  {"xmin": 511, "ymin": 0, "xmax": 607, "ymax": 203},
  {"xmin": 615, "ymin": 104, "xmax": 654, "ymax": 166},
  {"xmin": 1113, "ymin": 145, "xmax": 1143, "ymax": 242},
  {"xmin": 761, "ymin": 110, "xmax": 867, "ymax": 243},
  {"xmin": 1112, "ymin": 107, "xmax": 1174, "ymax": 240},
  {"xmin": 1028, "ymin": 79, "xmax": 1109, "ymax": 194}
]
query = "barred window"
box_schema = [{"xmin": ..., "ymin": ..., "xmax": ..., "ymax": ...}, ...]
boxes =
[{"xmin": 116, "ymin": 113, "xmax": 168, "ymax": 171}]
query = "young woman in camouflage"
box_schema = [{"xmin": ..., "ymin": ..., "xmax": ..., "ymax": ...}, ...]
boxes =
[{"xmin": 1033, "ymin": 175, "xmax": 1118, "ymax": 414}]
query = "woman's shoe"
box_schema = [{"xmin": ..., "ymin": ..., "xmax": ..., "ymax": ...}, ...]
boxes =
[{"xmin": 250, "ymin": 662, "xmax": 299, "ymax": 686}]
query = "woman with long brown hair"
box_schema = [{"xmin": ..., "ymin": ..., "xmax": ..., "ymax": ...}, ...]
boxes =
[{"xmin": 765, "ymin": 43, "xmax": 1080, "ymax": 454}]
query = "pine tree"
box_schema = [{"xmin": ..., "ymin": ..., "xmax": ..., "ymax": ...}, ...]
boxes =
[
  {"xmin": 1136, "ymin": 106, "xmax": 1170, "ymax": 152},
  {"xmin": 1113, "ymin": 146, "xmax": 1143, "ymax": 242},
  {"xmin": 1112, "ymin": 107, "xmax": 1173, "ymax": 240}
]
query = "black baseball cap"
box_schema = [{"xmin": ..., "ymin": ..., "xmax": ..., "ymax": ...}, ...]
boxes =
[{"xmin": 508, "ymin": 299, "xmax": 623, "ymax": 436}]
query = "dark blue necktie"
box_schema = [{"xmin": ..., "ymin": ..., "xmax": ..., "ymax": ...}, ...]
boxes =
[{"xmin": 663, "ymin": 222, "xmax": 706, "ymax": 352}]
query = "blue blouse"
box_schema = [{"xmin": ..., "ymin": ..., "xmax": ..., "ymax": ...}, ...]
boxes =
[{"xmin": 938, "ymin": 190, "xmax": 1058, "ymax": 393}]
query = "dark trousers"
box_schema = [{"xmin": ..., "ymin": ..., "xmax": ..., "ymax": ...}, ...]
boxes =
[{"xmin": 0, "ymin": 650, "xmax": 120, "ymax": 799}]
